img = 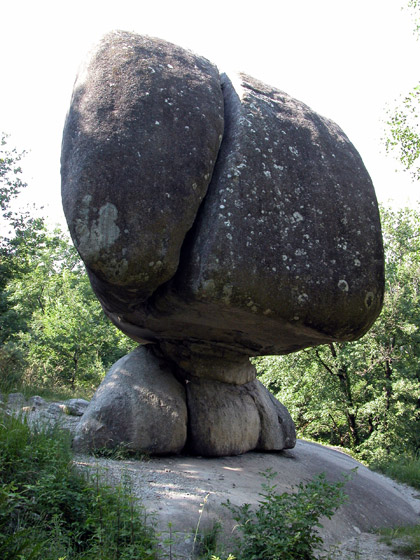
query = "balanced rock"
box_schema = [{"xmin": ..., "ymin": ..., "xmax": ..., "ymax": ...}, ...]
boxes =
[{"xmin": 62, "ymin": 31, "xmax": 384, "ymax": 456}]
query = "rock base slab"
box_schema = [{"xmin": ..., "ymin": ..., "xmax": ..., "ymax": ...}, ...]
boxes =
[{"xmin": 73, "ymin": 346, "xmax": 296, "ymax": 457}]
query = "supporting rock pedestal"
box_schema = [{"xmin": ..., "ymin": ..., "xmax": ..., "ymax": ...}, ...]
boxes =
[
  {"xmin": 73, "ymin": 347, "xmax": 188, "ymax": 454},
  {"xmin": 62, "ymin": 32, "xmax": 385, "ymax": 458},
  {"xmin": 73, "ymin": 346, "xmax": 296, "ymax": 456}
]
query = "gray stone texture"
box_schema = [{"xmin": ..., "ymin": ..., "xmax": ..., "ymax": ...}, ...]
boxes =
[
  {"xmin": 63, "ymin": 398, "xmax": 90, "ymax": 416},
  {"xmin": 61, "ymin": 31, "xmax": 385, "ymax": 456},
  {"xmin": 62, "ymin": 31, "xmax": 384, "ymax": 360},
  {"xmin": 61, "ymin": 31, "xmax": 224, "ymax": 314},
  {"xmin": 170, "ymin": 73, "xmax": 384, "ymax": 354},
  {"xmin": 186, "ymin": 377, "xmax": 296, "ymax": 456},
  {"xmin": 73, "ymin": 346, "xmax": 187, "ymax": 454}
]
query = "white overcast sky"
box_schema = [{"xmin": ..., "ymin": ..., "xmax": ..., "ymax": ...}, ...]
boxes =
[{"xmin": 1, "ymin": 0, "xmax": 419, "ymax": 228}]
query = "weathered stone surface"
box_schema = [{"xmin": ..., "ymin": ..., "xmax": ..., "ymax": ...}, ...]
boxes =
[
  {"xmin": 249, "ymin": 379, "xmax": 296, "ymax": 450},
  {"xmin": 158, "ymin": 341, "xmax": 257, "ymax": 385},
  {"xmin": 186, "ymin": 377, "xmax": 261, "ymax": 456},
  {"xmin": 7, "ymin": 392, "xmax": 26, "ymax": 409},
  {"xmin": 61, "ymin": 32, "xmax": 385, "ymax": 457},
  {"xmin": 27, "ymin": 395, "xmax": 47, "ymax": 408},
  {"xmin": 73, "ymin": 346, "xmax": 187, "ymax": 454},
  {"xmin": 186, "ymin": 377, "xmax": 296, "ymax": 456},
  {"xmin": 63, "ymin": 398, "xmax": 90, "ymax": 416},
  {"xmin": 62, "ymin": 32, "xmax": 384, "ymax": 357},
  {"xmin": 61, "ymin": 31, "xmax": 224, "ymax": 315},
  {"xmin": 151, "ymin": 73, "xmax": 384, "ymax": 355}
]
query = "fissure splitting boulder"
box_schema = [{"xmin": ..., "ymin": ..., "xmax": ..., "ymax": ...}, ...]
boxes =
[{"xmin": 61, "ymin": 31, "xmax": 384, "ymax": 457}]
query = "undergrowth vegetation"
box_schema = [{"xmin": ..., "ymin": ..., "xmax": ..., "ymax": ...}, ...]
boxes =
[
  {"xmin": 0, "ymin": 412, "xmax": 158, "ymax": 559},
  {"xmin": 222, "ymin": 470, "xmax": 348, "ymax": 560},
  {"xmin": 377, "ymin": 524, "xmax": 420, "ymax": 558},
  {"xmin": 371, "ymin": 453, "xmax": 420, "ymax": 491}
]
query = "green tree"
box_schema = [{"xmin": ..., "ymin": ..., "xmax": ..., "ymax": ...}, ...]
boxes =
[
  {"xmin": 3, "ymin": 228, "xmax": 135, "ymax": 390},
  {"xmin": 384, "ymin": 1, "xmax": 420, "ymax": 180},
  {"xmin": 255, "ymin": 205, "xmax": 420, "ymax": 462},
  {"xmin": 0, "ymin": 132, "xmax": 27, "ymax": 215},
  {"xmin": 0, "ymin": 135, "xmax": 135, "ymax": 392}
]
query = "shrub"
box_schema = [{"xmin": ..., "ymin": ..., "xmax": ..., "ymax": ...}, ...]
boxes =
[
  {"xmin": 223, "ymin": 469, "xmax": 348, "ymax": 560},
  {"xmin": 0, "ymin": 412, "xmax": 158, "ymax": 559}
]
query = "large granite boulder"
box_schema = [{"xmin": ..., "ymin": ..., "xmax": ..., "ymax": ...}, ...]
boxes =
[{"xmin": 61, "ymin": 31, "xmax": 384, "ymax": 456}]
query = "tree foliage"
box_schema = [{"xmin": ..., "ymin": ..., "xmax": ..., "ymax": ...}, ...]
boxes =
[
  {"xmin": 0, "ymin": 135, "xmax": 135, "ymax": 393},
  {"xmin": 384, "ymin": 1, "xmax": 420, "ymax": 181},
  {"xmin": 255, "ymin": 205, "xmax": 420, "ymax": 462}
]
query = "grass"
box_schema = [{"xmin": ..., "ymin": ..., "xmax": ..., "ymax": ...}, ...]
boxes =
[
  {"xmin": 3, "ymin": 382, "xmax": 420, "ymax": 559},
  {"xmin": 377, "ymin": 525, "xmax": 420, "ymax": 558},
  {"xmin": 0, "ymin": 381, "xmax": 93, "ymax": 403},
  {"xmin": 371, "ymin": 453, "xmax": 420, "ymax": 491},
  {"xmin": 0, "ymin": 411, "xmax": 158, "ymax": 559}
]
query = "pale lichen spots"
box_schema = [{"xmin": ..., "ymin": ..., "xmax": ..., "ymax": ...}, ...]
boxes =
[
  {"xmin": 364, "ymin": 292, "xmax": 375, "ymax": 309},
  {"xmin": 155, "ymin": 121, "xmax": 160, "ymax": 125},
  {"xmin": 292, "ymin": 211, "xmax": 304, "ymax": 223},
  {"xmin": 298, "ymin": 293, "xmax": 309, "ymax": 304},
  {"xmin": 226, "ymin": 233, "xmax": 233, "ymax": 240},
  {"xmin": 289, "ymin": 146, "xmax": 299, "ymax": 156},
  {"xmin": 76, "ymin": 201, "xmax": 120, "ymax": 259},
  {"xmin": 354, "ymin": 259, "xmax": 361, "ymax": 267},
  {"xmin": 264, "ymin": 170, "xmax": 272, "ymax": 178},
  {"xmin": 338, "ymin": 279, "xmax": 349, "ymax": 292}
]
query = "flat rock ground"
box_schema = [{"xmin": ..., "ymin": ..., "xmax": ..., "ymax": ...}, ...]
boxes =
[
  {"xmin": 73, "ymin": 443, "xmax": 420, "ymax": 560},
  {"xmin": 4, "ymin": 394, "xmax": 420, "ymax": 559}
]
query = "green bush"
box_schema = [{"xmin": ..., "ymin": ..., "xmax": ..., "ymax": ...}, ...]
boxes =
[
  {"xmin": 0, "ymin": 412, "xmax": 158, "ymax": 559},
  {"xmin": 223, "ymin": 469, "xmax": 348, "ymax": 560}
]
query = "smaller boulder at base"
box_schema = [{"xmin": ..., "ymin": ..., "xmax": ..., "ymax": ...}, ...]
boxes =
[
  {"xmin": 186, "ymin": 377, "xmax": 296, "ymax": 457},
  {"xmin": 73, "ymin": 346, "xmax": 188, "ymax": 455}
]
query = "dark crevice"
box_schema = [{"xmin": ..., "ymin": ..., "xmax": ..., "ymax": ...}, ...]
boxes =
[{"xmin": 146, "ymin": 72, "xmax": 241, "ymax": 308}]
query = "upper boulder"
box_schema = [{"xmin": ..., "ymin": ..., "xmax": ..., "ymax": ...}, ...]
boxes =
[{"xmin": 62, "ymin": 32, "xmax": 384, "ymax": 360}]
